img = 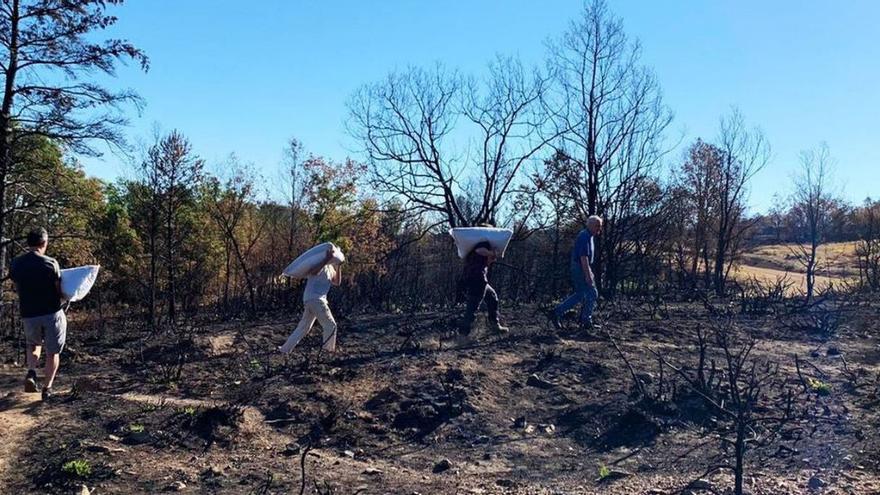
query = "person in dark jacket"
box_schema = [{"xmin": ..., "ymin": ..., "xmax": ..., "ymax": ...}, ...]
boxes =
[
  {"xmin": 458, "ymin": 239, "xmax": 509, "ymax": 335},
  {"xmin": 9, "ymin": 228, "xmax": 67, "ymax": 400}
]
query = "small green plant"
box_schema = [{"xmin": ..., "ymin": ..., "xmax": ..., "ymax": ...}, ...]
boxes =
[
  {"xmin": 62, "ymin": 459, "xmax": 92, "ymax": 478},
  {"xmin": 807, "ymin": 377, "xmax": 832, "ymax": 395},
  {"xmin": 598, "ymin": 464, "xmax": 611, "ymax": 480},
  {"xmin": 182, "ymin": 406, "xmax": 197, "ymax": 416},
  {"xmin": 129, "ymin": 423, "xmax": 145, "ymax": 433},
  {"xmin": 140, "ymin": 399, "xmax": 168, "ymax": 412}
]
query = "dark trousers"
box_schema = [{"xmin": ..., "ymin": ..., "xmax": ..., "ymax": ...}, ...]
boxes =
[{"xmin": 461, "ymin": 278, "xmax": 500, "ymax": 328}]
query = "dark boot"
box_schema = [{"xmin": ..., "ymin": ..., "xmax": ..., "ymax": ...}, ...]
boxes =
[
  {"xmin": 41, "ymin": 386, "xmax": 55, "ymax": 401},
  {"xmin": 578, "ymin": 319, "xmax": 600, "ymax": 337},
  {"xmin": 24, "ymin": 369, "xmax": 38, "ymax": 393},
  {"xmin": 488, "ymin": 320, "xmax": 509, "ymax": 334},
  {"xmin": 458, "ymin": 316, "xmax": 475, "ymax": 336}
]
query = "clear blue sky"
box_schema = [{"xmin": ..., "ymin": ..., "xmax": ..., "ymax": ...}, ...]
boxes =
[{"xmin": 85, "ymin": 0, "xmax": 880, "ymax": 213}]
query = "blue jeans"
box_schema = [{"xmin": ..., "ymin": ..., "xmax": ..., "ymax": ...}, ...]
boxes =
[{"xmin": 555, "ymin": 264, "xmax": 597, "ymax": 324}]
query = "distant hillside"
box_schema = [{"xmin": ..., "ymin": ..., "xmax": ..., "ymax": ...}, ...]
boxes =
[{"xmin": 735, "ymin": 241, "xmax": 859, "ymax": 293}]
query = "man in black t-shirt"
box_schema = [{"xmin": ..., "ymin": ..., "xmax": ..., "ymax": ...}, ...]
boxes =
[
  {"xmin": 458, "ymin": 240, "xmax": 509, "ymax": 335},
  {"xmin": 9, "ymin": 228, "xmax": 67, "ymax": 400}
]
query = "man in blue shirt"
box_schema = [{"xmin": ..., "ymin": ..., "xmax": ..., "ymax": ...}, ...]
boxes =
[{"xmin": 552, "ymin": 215, "xmax": 603, "ymax": 331}]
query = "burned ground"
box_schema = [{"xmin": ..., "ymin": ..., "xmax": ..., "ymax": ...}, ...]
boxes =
[{"xmin": 1, "ymin": 295, "xmax": 879, "ymax": 494}]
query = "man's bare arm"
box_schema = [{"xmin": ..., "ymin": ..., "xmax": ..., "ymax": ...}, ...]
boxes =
[{"xmin": 580, "ymin": 255, "xmax": 594, "ymax": 287}]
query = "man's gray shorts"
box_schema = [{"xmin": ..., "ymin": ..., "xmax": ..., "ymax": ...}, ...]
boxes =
[{"xmin": 22, "ymin": 310, "xmax": 67, "ymax": 354}]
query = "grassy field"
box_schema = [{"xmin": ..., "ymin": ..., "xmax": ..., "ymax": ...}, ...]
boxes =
[{"xmin": 736, "ymin": 241, "xmax": 860, "ymax": 293}]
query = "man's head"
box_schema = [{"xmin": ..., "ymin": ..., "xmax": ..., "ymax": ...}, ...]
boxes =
[
  {"xmin": 586, "ymin": 215, "xmax": 603, "ymax": 236},
  {"xmin": 26, "ymin": 228, "xmax": 48, "ymax": 253}
]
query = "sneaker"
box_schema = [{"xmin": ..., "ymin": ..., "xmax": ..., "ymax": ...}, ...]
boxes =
[
  {"xmin": 41, "ymin": 387, "xmax": 55, "ymax": 401},
  {"xmin": 578, "ymin": 320, "xmax": 601, "ymax": 337},
  {"xmin": 489, "ymin": 322, "xmax": 510, "ymax": 334},
  {"xmin": 24, "ymin": 370, "xmax": 38, "ymax": 393},
  {"xmin": 540, "ymin": 307, "xmax": 563, "ymax": 331},
  {"xmin": 550, "ymin": 312, "xmax": 563, "ymax": 331}
]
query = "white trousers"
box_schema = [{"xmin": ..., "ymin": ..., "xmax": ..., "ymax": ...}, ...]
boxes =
[{"xmin": 280, "ymin": 298, "xmax": 337, "ymax": 353}]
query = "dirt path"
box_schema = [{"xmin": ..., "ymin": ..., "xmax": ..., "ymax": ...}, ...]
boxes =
[
  {"xmin": 0, "ymin": 368, "xmax": 47, "ymax": 486},
  {"xmin": 0, "ymin": 368, "xmax": 265, "ymax": 490},
  {"xmin": 119, "ymin": 392, "xmax": 221, "ymax": 409}
]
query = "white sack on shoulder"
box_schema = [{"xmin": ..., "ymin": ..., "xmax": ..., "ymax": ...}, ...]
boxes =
[
  {"xmin": 282, "ymin": 242, "xmax": 345, "ymax": 279},
  {"xmin": 61, "ymin": 265, "xmax": 101, "ymax": 302},
  {"xmin": 449, "ymin": 228, "xmax": 514, "ymax": 259}
]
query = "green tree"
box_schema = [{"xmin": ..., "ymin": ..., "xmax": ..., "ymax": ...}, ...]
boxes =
[
  {"xmin": 129, "ymin": 131, "xmax": 204, "ymax": 325},
  {"xmin": 93, "ymin": 183, "xmax": 143, "ymax": 303},
  {"xmin": 3, "ymin": 135, "xmax": 105, "ymax": 264},
  {"xmin": 302, "ymin": 157, "xmax": 363, "ymax": 246},
  {"xmin": 0, "ymin": 0, "xmax": 147, "ymax": 322},
  {"xmin": 204, "ymin": 158, "xmax": 267, "ymax": 315}
]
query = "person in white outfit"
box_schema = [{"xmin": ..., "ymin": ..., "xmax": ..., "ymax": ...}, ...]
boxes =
[{"xmin": 279, "ymin": 246, "xmax": 342, "ymax": 354}]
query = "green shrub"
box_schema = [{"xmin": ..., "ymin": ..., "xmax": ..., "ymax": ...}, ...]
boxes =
[
  {"xmin": 807, "ymin": 377, "xmax": 832, "ymax": 395},
  {"xmin": 62, "ymin": 459, "xmax": 92, "ymax": 478}
]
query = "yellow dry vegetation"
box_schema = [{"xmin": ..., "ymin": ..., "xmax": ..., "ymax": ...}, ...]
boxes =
[{"xmin": 734, "ymin": 241, "xmax": 860, "ymax": 294}]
